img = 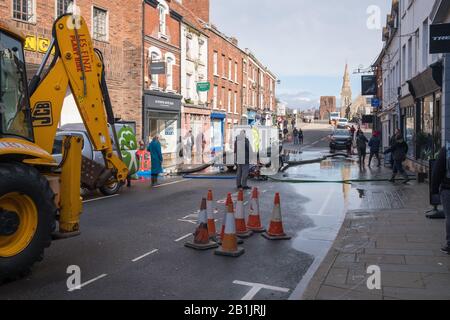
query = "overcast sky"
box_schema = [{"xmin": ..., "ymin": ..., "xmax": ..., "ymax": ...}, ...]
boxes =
[{"xmin": 210, "ymin": 0, "xmax": 390, "ymax": 110}]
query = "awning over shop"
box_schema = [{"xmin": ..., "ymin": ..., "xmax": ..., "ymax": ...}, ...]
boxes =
[
  {"xmin": 407, "ymin": 63, "xmax": 442, "ymax": 99},
  {"xmin": 400, "ymin": 94, "xmax": 415, "ymax": 108}
]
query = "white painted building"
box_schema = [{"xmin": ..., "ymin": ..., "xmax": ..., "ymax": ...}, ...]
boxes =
[{"xmin": 377, "ymin": 0, "xmax": 448, "ymax": 173}]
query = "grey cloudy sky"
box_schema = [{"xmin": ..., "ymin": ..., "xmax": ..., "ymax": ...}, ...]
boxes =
[{"xmin": 210, "ymin": 0, "xmax": 390, "ymax": 110}]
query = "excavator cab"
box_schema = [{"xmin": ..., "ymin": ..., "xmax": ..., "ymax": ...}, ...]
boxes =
[{"xmin": 0, "ymin": 29, "xmax": 34, "ymax": 142}]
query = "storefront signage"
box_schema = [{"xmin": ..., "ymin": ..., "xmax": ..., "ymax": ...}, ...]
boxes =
[
  {"xmin": 430, "ymin": 23, "xmax": 450, "ymax": 54},
  {"xmin": 144, "ymin": 92, "xmax": 182, "ymax": 112},
  {"xmin": 196, "ymin": 82, "xmax": 210, "ymax": 92},
  {"xmin": 24, "ymin": 35, "xmax": 55, "ymax": 54},
  {"xmin": 361, "ymin": 75, "xmax": 377, "ymax": 96},
  {"xmin": 150, "ymin": 62, "xmax": 166, "ymax": 75}
]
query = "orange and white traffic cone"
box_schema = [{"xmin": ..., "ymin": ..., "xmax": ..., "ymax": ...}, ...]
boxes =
[
  {"xmin": 185, "ymin": 198, "xmax": 219, "ymax": 250},
  {"xmin": 215, "ymin": 194, "xmax": 245, "ymax": 257},
  {"xmin": 235, "ymin": 190, "xmax": 253, "ymax": 238},
  {"xmin": 262, "ymin": 193, "xmax": 291, "ymax": 240},
  {"xmin": 219, "ymin": 194, "xmax": 244, "ymax": 244},
  {"xmin": 206, "ymin": 190, "xmax": 217, "ymax": 240},
  {"xmin": 247, "ymin": 187, "xmax": 265, "ymax": 233}
]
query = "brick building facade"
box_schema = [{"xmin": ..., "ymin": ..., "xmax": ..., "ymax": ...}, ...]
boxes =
[
  {"xmin": 1, "ymin": 0, "xmax": 277, "ymax": 160},
  {"xmin": 204, "ymin": 24, "xmax": 243, "ymax": 151},
  {"xmin": 143, "ymin": 0, "xmax": 182, "ymax": 158},
  {"xmin": 319, "ymin": 96, "xmax": 337, "ymax": 120},
  {"xmin": 0, "ymin": 0, "xmax": 143, "ymax": 134}
]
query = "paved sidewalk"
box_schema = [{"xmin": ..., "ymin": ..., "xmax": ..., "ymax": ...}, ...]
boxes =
[{"xmin": 302, "ymin": 181, "xmax": 450, "ymax": 300}]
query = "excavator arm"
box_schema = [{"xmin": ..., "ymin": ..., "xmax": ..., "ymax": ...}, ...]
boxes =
[{"xmin": 28, "ymin": 14, "xmax": 128, "ymax": 185}]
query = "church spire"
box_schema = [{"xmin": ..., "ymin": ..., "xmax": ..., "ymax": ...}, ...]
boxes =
[{"xmin": 340, "ymin": 62, "xmax": 352, "ymax": 118}]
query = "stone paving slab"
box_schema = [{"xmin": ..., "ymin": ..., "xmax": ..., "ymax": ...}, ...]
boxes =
[{"xmin": 302, "ymin": 182, "xmax": 450, "ymax": 300}]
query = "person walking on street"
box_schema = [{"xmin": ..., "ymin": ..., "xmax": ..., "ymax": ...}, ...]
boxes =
[
  {"xmin": 431, "ymin": 146, "xmax": 450, "ymax": 255},
  {"xmin": 234, "ymin": 130, "xmax": 252, "ymax": 190},
  {"xmin": 184, "ymin": 130, "xmax": 194, "ymax": 164},
  {"xmin": 147, "ymin": 135, "xmax": 163, "ymax": 187},
  {"xmin": 293, "ymin": 127, "xmax": 299, "ymax": 145},
  {"xmin": 299, "ymin": 128, "xmax": 304, "ymax": 145},
  {"xmin": 350, "ymin": 125, "xmax": 356, "ymax": 138},
  {"xmin": 283, "ymin": 127, "xmax": 289, "ymax": 141},
  {"xmin": 368, "ymin": 131, "xmax": 382, "ymax": 167},
  {"xmin": 384, "ymin": 132, "xmax": 409, "ymax": 183},
  {"xmin": 356, "ymin": 131, "xmax": 369, "ymax": 169}
]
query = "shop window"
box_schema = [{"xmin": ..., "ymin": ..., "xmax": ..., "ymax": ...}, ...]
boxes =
[{"xmin": 13, "ymin": 0, "xmax": 35, "ymax": 23}]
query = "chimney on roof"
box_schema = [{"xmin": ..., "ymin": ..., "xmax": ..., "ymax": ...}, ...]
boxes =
[
  {"xmin": 230, "ymin": 37, "xmax": 238, "ymax": 46},
  {"xmin": 182, "ymin": 0, "xmax": 210, "ymax": 23}
]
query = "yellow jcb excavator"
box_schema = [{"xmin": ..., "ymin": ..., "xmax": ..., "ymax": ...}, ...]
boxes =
[{"xmin": 0, "ymin": 14, "xmax": 128, "ymax": 282}]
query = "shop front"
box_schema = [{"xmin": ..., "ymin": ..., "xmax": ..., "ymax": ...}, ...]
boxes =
[
  {"xmin": 182, "ymin": 106, "xmax": 211, "ymax": 158},
  {"xmin": 406, "ymin": 63, "xmax": 442, "ymax": 172},
  {"xmin": 143, "ymin": 90, "xmax": 182, "ymax": 160},
  {"xmin": 210, "ymin": 112, "xmax": 226, "ymax": 152}
]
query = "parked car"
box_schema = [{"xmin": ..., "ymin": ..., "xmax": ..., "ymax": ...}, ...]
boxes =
[
  {"xmin": 329, "ymin": 129, "xmax": 353, "ymax": 153},
  {"xmin": 53, "ymin": 122, "xmax": 139, "ymax": 196}
]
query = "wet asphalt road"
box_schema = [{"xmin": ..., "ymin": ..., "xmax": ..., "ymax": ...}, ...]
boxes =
[{"xmin": 0, "ymin": 125, "xmax": 366, "ymax": 300}]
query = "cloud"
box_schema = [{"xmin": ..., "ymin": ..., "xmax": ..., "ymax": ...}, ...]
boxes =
[{"xmin": 278, "ymin": 91, "xmax": 319, "ymax": 110}]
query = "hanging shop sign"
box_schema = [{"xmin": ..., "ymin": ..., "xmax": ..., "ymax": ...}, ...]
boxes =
[
  {"xmin": 361, "ymin": 75, "xmax": 377, "ymax": 96},
  {"xmin": 196, "ymin": 82, "xmax": 210, "ymax": 92},
  {"xmin": 430, "ymin": 23, "xmax": 450, "ymax": 54}
]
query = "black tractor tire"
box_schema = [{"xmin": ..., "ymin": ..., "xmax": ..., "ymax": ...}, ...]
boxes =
[
  {"xmin": 99, "ymin": 181, "xmax": 122, "ymax": 196},
  {"xmin": 0, "ymin": 162, "xmax": 56, "ymax": 284}
]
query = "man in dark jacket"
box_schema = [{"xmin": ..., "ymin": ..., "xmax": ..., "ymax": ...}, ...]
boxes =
[
  {"xmin": 292, "ymin": 128, "xmax": 299, "ymax": 145},
  {"xmin": 356, "ymin": 132, "xmax": 369, "ymax": 169},
  {"xmin": 431, "ymin": 146, "xmax": 450, "ymax": 255},
  {"xmin": 384, "ymin": 133, "xmax": 409, "ymax": 183},
  {"xmin": 234, "ymin": 130, "xmax": 253, "ymax": 190},
  {"xmin": 368, "ymin": 131, "xmax": 381, "ymax": 167}
]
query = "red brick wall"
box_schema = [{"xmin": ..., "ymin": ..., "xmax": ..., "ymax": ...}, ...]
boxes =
[
  {"xmin": 206, "ymin": 29, "xmax": 242, "ymax": 122},
  {"xmin": 144, "ymin": 2, "xmax": 181, "ymax": 93},
  {"xmin": 181, "ymin": 0, "xmax": 209, "ymax": 22},
  {"xmin": 0, "ymin": 0, "xmax": 143, "ymax": 135}
]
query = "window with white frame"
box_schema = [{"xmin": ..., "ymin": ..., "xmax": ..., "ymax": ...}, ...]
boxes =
[
  {"xmin": 228, "ymin": 59, "xmax": 232, "ymax": 80},
  {"xmin": 407, "ymin": 37, "xmax": 412, "ymax": 79},
  {"xmin": 213, "ymin": 51, "xmax": 218, "ymax": 76},
  {"xmin": 186, "ymin": 74, "xmax": 192, "ymax": 99},
  {"xmin": 222, "ymin": 55, "xmax": 226, "ymax": 77},
  {"xmin": 13, "ymin": 0, "xmax": 35, "ymax": 23},
  {"xmin": 56, "ymin": 0, "xmax": 73, "ymax": 17},
  {"xmin": 234, "ymin": 92, "xmax": 237, "ymax": 113},
  {"xmin": 149, "ymin": 49, "xmax": 162, "ymax": 89},
  {"xmin": 221, "ymin": 87, "xmax": 226, "ymax": 108},
  {"xmin": 93, "ymin": 7, "xmax": 108, "ymax": 42},
  {"xmin": 228, "ymin": 90, "xmax": 232, "ymax": 113},
  {"xmin": 422, "ymin": 19, "xmax": 429, "ymax": 69},
  {"xmin": 198, "ymin": 39, "xmax": 204, "ymax": 61},
  {"xmin": 234, "ymin": 62, "xmax": 238, "ymax": 82},
  {"xmin": 165, "ymin": 53, "xmax": 175, "ymax": 91},
  {"xmin": 213, "ymin": 85, "xmax": 218, "ymax": 109},
  {"xmin": 186, "ymin": 34, "xmax": 192, "ymax": 58},
  {"xmin": 158, "ymin": 2, "xmax": 168, "ymax": 36}
]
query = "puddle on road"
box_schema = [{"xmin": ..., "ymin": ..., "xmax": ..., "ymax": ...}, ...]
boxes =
[{"xmin": 287, "ymin": 157, "xmax": 373, "ymax": 298}]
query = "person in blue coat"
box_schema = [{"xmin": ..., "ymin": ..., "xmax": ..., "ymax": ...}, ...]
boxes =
[{"xmin": 147, "ymin": 135, "xmax": 164, "ymax": 186}]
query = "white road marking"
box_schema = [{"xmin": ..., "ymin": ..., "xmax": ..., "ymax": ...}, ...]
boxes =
[
  {"xmin": 154, "ymin": 179, "xmax": 190, "ymax": 188},
  {"xmin": 178, "ymin": 219, "xmax": 197, "ymax": 225},
  {"xmin": 132, "ymin": 249, "xmax": 159, "ymax": 262},
  {"xmin": 68, "ymin": 274, "xmax": 108, "ymax": 292},
  {"xmin": 175, "ymin": 233, "xmax": 192, "ymax": 242},
  {"xmin": 318, "ymin": 189, "xmax": 335, "ymax": 216},
  {"xmin": 233, "ymin": 280, "xmax": 290, "ymax": 300},
  {"xmin": 83, "ymin": 194, "xmax": 119, "ymax": 203}
]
